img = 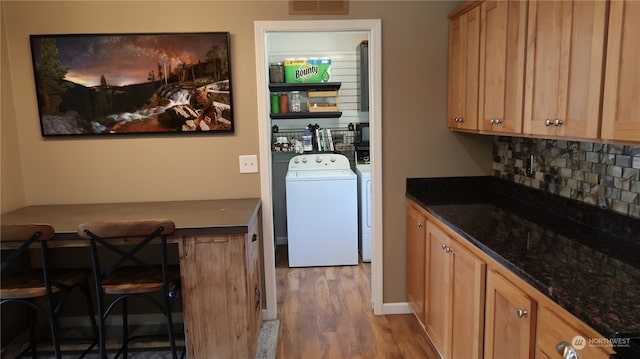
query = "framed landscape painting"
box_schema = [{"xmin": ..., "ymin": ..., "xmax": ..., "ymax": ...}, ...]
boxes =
[{"xmin": 29, "ymin": 32, "xmax": 234, "ymax": 136}]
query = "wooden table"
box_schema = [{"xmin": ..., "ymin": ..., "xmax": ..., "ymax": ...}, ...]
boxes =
[{"xmin": 1, "ymin": 198, "xmax": 263, "ymax": 359}]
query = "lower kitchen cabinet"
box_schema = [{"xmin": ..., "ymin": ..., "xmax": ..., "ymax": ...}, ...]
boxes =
[
  {"xmin": 449, "ymin": 238, "xmax": 485, "ymax": 359},
  {"xmin": 246, "ymin": 225, "xmax": 263, "ymax": 354},
  {"xmin": 484, "ymin": 269, "xmax": 536, "ymax": 359},
  {"xmin": 406, "ymin": 201, "xmax": 427, "ymax": 322},
  {"xmin": 425, "ymin": 221, "xmax": 452, "ymax": 356},
  {"xmin": 537, "ymin": 305, "xmax": 611, "ymax": 359},
  {"xmin": 425, "ymin": 219, "xmax": 486, "ymax": 359},
  {"xmin": 406, "ymin": 200, "xmax": 616, "ymax": 359},
  {"xmin": 179, "ymin": 210, "xmax": 263, "ymax": 358}
]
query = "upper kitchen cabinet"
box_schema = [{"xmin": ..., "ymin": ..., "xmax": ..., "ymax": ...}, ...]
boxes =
[
  {"xmin": 478, "ymin": 1, "xmax": 527, "ymax": 135},
  {"xmin": 601, "ymin": 0, "xmax": 640, "ymax": 143},
  {"xmin": 523, "ymin": 0, "xmax": 607, "ymax": 139},
  {"xmin": 448, "ymin": 4, "xmax": 480, "ymax": 131}
]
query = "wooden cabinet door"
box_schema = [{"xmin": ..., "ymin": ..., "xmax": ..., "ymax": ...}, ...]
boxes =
[
  {"xmin": 450, "ymin": 241, "xmax": 486, "ymax": 359},
  {"xmin": 602, "ymin": 0, "xmax": 640, "ymax": 143},
  {"xmin": 180, "ymin": 235, "xmax": 250, "ymax": 358},
  {"xmin": 406, "ymin": 203, "xmax": 426, "ymax": 323},
  {"xmin": 247, "ymin": 249, "xmax": 262, "ymax": 356},
  {"xmin": 484, "ymin": 270, "xmax": 536, "ymax": 359},
  {"xmin": 246, "ymin": 217, "xmax": 263, "ymax": 357},
  {"xmin": 425, "ymin": 222, "xmax": 452, "ymax": 358},
  {"xmin": 179, "ymin": 216, "xmax": 262, "ymax": 359},
  {"xmin": 523, "ymin": 0, "xmax": 607, "ymax": 139},
  {"xmin": 448, "ymin": 5, "xmax": 480, "ymax": 131},
  {"xmin": 478, "ymin": 0, "xmax": 527, "ymax": 134}
]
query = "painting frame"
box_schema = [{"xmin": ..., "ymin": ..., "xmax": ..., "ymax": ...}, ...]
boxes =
[{"xmin": 29, "ymin": 32, "xmax": 235, "ymax": 137}]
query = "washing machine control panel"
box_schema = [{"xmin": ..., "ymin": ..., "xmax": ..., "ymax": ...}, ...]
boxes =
[{"xmin": 289, "ymin": 154, "xmax": 351, "ymax": 171}]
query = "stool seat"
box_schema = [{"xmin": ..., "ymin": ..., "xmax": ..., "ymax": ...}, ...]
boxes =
[
  {"xmin": 1, "ymin": 269, "xmax": 90, "ymax": 299},
  {"xmin": 101, "ymin": 265, "xmax": 180, "ymax": 295}
]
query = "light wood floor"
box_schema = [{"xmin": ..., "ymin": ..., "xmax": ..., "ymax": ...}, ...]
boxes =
[{"xmin": 275, "ymin": 246, "xmax": 440, "ymax": 359}]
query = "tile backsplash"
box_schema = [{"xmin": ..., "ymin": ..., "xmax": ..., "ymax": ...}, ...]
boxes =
[{"xmin": 493, "ymin": 136, "xmax": 640, "ymax": 219}]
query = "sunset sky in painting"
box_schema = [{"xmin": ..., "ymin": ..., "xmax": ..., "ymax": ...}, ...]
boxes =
[{"xmin": 31, "ymin": 33, "xmax": 229, "ymax": 87}]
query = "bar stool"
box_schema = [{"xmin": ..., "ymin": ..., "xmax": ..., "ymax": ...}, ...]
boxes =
[
  {"xmin": 77, "ymin": 218, "xmax": 181, "ymax": 359},
  {"xmin": 1, "ymin": 224, "xmax": 98, "ymax": 358}
]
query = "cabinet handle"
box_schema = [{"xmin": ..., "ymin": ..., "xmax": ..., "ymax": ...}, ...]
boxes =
[
  {"xmin": 517, "ymin": 308, "xmax": 528, "ymax": 318},
  {"xmin": 454, "ymin": 117, "xmax": 464, "ymax": 123},
  {"xmin": 255, "ymin": 285, "xmax": 261, "ymax": 310},
  {"xmin": 556, "ymin": 341, "xmax": 579, "ymax": 359},
  {"xmin": 252, "ymin": 233, "xmax": 258, "ymax": 242},
  {"xmin": 440, "ymin": 244, "xmax": 453, "ymax": 253},
  {"xmin": 490, "ymin": 118, "xmax": 503, "ymax": 125},
  {"xmin": 417, "ymin": 222, "xmax": 424, "ymax": 228},
  {"xmin": 545, "ymin": 119, "xmax": 564, "ymax": 127}
]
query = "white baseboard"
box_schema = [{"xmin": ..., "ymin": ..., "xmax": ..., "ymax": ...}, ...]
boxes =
[
  {"xmin": 381, "ymin": 302, "xmax": 412, "ymax": 315},
  {"xmin": 58, "ymin": 313, "xmax": 184, "ymax": 328}
]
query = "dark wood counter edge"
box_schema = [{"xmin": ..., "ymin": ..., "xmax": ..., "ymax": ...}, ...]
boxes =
[
  {"xmin": 1, "ymin": 198, "xmax": 262, "ymax": 248},
  {"xmin": 48, "ymin": 226, "xmax": 252, "ymax": 241}
]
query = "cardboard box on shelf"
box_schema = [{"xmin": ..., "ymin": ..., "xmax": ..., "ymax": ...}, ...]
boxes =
[{"xmin": 307, "ymin": 90, "xmax": 338, "ymax": 112}]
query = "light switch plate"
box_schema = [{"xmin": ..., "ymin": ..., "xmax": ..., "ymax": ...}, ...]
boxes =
[{"xmin": 239, "ymin": 155, "xmax": 259, "ymax": 173}]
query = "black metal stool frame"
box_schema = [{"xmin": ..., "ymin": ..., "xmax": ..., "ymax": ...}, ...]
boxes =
[
  {"xmin": 1, "ymin": 225, "xmax": 98, "ymax": 359},
  {"xmin": 82, "ymin": 222, "xmax": 180, "ymax": 359}
]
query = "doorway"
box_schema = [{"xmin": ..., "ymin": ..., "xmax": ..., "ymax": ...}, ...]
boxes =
[{"xmin": 254, "ymin": 20, "xmax": 382, "ymax": 320}]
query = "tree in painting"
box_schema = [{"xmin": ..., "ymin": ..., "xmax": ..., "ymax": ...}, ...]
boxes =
[{"xmin": 34, "ymin": 38, "xmax": 71, "ymax": 115}]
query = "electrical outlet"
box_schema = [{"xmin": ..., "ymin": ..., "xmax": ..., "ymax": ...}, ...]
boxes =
[
  {"xmin": 239, "ymin": 155, "xmax": 259, "ymax": 173},
  {"xmin": 526, "ymin": 154, "xmax": 534, "ymax": 175}
]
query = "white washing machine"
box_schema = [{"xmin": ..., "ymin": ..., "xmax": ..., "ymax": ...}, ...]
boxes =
[
  {"xmin": 285, "ymin": 153, "xmax": 358, "ymax": 267},
  {"xmin": 355, "ymin": 163, "xmax": 372, "ymax": 262}
]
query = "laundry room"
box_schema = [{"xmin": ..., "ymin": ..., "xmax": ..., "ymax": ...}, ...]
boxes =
[{"xmin": 265, "ymin": 31, "xmax": 371, "ymax": 267}]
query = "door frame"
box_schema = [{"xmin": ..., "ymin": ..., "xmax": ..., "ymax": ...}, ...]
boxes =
[{"xmin": 254, "ymin": 19, "xmax": 383, "ymax": 319}]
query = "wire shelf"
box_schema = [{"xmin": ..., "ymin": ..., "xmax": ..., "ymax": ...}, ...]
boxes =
[{"xmin": 271, "ymin": 126, "xmax": 357, "ymax": 153}]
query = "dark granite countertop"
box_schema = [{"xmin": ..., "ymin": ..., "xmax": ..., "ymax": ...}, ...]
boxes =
[{"xmin": 406, "ymin": 176, "xmax": 640, "ymax": 337}]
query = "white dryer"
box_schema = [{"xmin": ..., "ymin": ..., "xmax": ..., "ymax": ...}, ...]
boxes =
[
  {"xmin": 285, "ymin": 153, "xmax": 358, "ymax": 267},
  {"xmin": 355, "ymin": 163, "xmax": 372, "ymax": 262}
]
